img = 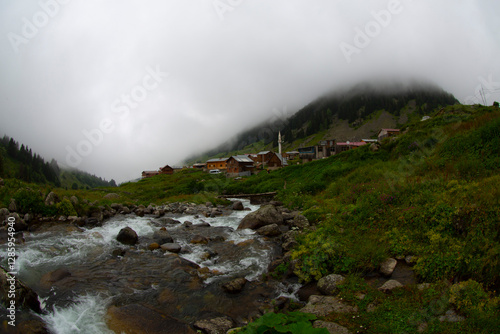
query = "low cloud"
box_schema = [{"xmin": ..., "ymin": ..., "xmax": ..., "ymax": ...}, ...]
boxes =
[{"xmin": 0, "ymin": 0, "xmax": 499, "ymax": 182}]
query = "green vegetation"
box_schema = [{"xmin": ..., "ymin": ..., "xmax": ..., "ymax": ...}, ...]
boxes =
[
  {"xmin": 235, "ymin": 312, "xmax": 328, "ymax": 334},
  {"xmin": 225, "ymin": 104, "xmax": 499, "ymax": 332},
  {"xmin": 0, "ymin": 135, "xmax": 116, "ymax": 189},
  {"xmin": 1, "ymin": 103, "xmax": 499, "ymax": 332}
]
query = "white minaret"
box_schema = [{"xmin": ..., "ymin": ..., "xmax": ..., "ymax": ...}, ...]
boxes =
[{"xmin": 278, "ymin": 131, "xmax": 282, "ymax": 155}]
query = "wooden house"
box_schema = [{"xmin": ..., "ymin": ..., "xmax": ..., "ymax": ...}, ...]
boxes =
[
  {"xmin": 267, "ymin": 152, "xmax": 288, "ymax": 169},
  {"xmin": 284, "ymin": 151, "xmax": 300, "ymax": 160},
  {"xmin": 226, "ymin": 155, "xmax": 255, "ymax": 177},
  {"xmin": 335, "ymin": 141, "xmax": 366, "ymax": 153},
  {"xmin": 142, "ymin": 170, "xmax": 159, "ymax": 178},
  {"xmin": 159, "ymin": 165, "xmax": 174, "ymax": 175},
  {"xmin": 377, "ymin": 129, "xmax": 400, "ymax": 142},
  {"xmin": 206, "ymin": 158, "xmax": 228, "ymax": 171}
]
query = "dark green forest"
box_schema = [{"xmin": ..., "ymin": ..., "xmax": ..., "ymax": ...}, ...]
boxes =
[{"xmin": 0, "ymin": 135, "xmax": 116, "ymax": 189}]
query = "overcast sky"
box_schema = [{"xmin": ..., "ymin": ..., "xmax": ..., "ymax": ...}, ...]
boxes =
[{"xmin": 1, "ymin": 0, "xmax": 499, "ymax": 183}]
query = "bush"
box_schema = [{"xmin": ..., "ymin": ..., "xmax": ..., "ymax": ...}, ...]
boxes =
[
  {"xmin": 237, "ymin": 312, "xmax": 328, "ymax": 334},
  {"xmin": 449, "ymin": 280, "xmax": 500, "ymax": 319},
  {"xmin": 56, "ymin": 198, "xmax": 77, "ymax": 216},
  {"xmin": 13, "ymin": 188, "xmax": 45, "ymax": 214}
]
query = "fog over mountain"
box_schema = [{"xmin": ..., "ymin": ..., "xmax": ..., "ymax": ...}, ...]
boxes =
[{"xmin": 0, "ymin": 0, "xmax": 499, "ymax": 182}]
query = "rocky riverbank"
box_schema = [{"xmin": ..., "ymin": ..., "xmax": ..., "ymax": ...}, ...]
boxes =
[{"xmin": 0, "ymin": 198, "xmax": 317, "ymax": 333}]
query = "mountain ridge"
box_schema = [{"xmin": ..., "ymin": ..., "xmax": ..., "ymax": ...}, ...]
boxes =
[{"xmin": 186, "ymin": 80, "xmax": 458, "ymax": 163}]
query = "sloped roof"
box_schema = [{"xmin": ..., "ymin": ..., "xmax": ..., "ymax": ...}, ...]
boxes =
[
  {"xmin": 206, "ymin": 157, "xmax": 228, "ymax": 163},
  {"xmin": 230, "ymin": 155, "xmax": 254, "ymax": 163}
]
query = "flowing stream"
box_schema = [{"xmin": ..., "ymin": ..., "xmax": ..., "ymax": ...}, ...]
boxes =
[{"xmin": 0, "ymin": 199, "xmax": 288, "ymax": 333}]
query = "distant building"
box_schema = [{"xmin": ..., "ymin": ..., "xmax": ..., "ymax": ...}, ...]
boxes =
[
  {"xmin": 206, "ymin": 158, "xmax": 228, "ymax": 171},
  {"xmin": 284, "ymin": 151, "xmax": 300, "ymax": 160},
  {"xmin": 298, "ymin": 139, "xmax": 336, "ymax": 162},
  {"xmin": 192, "ymin": 163, "xmax": 206, "ymax": 169},
  {"xmin": 335, "ymin": 141, "xmax": 367, "ymax": 153},
  {"xmin": 142, "ymin": 170, "xmax": 159, "ymax": 178},
  {"xmin": 226, "ymin": 155, "xmax": 255, "ymax": 177},
  {"xmin": 361, "ymin": 139, "xmax": 378, "ymax": 144},
  {"xmin": 159, "ymin": 165, "xmax": 174, "ymax": 175},
  {"xmin": 378, "ymin": 129, "xmax": 400, "ymax": 142}
]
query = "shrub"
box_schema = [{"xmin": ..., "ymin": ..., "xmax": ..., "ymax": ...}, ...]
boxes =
[
  {"xmin": 56, "ymin": 198, "xmax": 77, "ymax": 216},
  {"xmin": 13, "ymin": 188, "xmax": 45, "ymax": 214},
  {"xmin": 449, "ymin": 280, "xmax": 500, "ymax": 319},
  {"xmin": 237, "ymin": 312, "xmax": 328, "ymax": 334}
]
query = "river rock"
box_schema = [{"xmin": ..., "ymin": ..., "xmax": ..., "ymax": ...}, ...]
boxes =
[
  {"xmin": 300, "ymin": 295, "xmax": 358, "ymax": 317},
  {"xmin": 8, "ymin": 199, "xmax": 16, "ymax": 212},
  {"xmin": 378, "ymin": 279, "xmax": 403, "ymax": 292},
  {"xmin": 45, "ymin": 191, "xmax": 60, "ymax": 206},
  {"xmin": 313, "ymin": 320, "xmax": 351, "ymax": 334},
  {"xmin": 105, "ymin": 304, "xmax": 196, "ymax": 334},
  {"xmin": 237, "ymin": 205, "xmax": 283, "ymax": 230},
  {"xmin": 190, "ymin": 235, "xmax": 209, "ymax": 244},
  {"xmin": 0, "ymin": 208, "xmax": 9, "ymax": 224},
  {"xmin": 1, "ymin": 266, "xmax": 41, "ymax": 313},
  {"xmin": 161, "ymin": 243, "xmax": 181, "ymax": 253},
  {"xmin": 7, "ymin": 213, "xmax": 28, "ymax": 231},
  {"xmin": 438, "ymin": 309, "xmax": 465, "ymax": 323},
  {"xmin": 116, "ymin": 226, "xmax": 138, "ymax": 245},
  {"xmin": 148, "ymin": 243, "xmax": 160, "ymax": 251},
  {"xmin": 153, "ymin": 228, "xmax": 173, "ymax": 244},
  {"xmin": 256, "ymin": 223, "xmax": 281, "ymax": 237},
  {"xmin": 232, "ymin": 201, "xmax": 244, "ymax": 211},
  {"xmin": 380, "ymin": 258, "xmax": 397, "ymax": 277},
  {"xmin": 290, "ymin": 214, "xmax": 310, "ymax": 230},
  {"xmin": 135, "ymin": 208, "xmax": 145, "ymax": 217},
  {"xmin": 158, "ymin": 217, "xmax": 181, "ymax": 225},
  {"xmin": 194, "ymin": 316, "xmax": 235, "ymax": 334},
  {"xmin": 222, "ymin": 277, "xmax": 247, "ymax": 294},
  {"xmin": 40, "ymin": 268, "xmax": 71, "ymax": 289},
  {"xmin": 317, "ymin": 274, "xmax": 345, "ymax": 295}
]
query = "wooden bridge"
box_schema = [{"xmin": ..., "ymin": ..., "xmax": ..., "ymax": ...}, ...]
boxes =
[{"xmin": 218, "ymin": 192, "xmax": 277, "ymax": 204}]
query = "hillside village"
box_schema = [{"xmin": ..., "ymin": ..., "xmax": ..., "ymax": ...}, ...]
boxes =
[{"xmin": 142, "ymin": 127, "xmax": 401, "ymax": 179}]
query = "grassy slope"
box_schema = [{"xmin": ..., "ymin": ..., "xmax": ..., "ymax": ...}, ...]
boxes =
[{"xmin": 229, "ymin": 105, "xmax": 500, "ymax": 333}]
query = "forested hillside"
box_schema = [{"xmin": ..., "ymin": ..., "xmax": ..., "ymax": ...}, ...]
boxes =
[{"xmin": 0, "ymin": 135, "xmax": 116, "ymax": 189}]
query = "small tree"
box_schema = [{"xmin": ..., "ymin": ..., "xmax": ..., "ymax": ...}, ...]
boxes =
[{"xmin": 71, "ymin": 182, "xmax": 78, "ymax": 190}]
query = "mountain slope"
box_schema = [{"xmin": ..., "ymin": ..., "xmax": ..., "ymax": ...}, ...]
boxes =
[{"xmin": 188, "ymin": 81, "xmax": 458, "ymax": 162}]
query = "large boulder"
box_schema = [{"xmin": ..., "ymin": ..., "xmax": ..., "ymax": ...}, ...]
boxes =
[
  {"xmin": 8, "ymin": 199, "xmax": 16, "ymax": 212},
  {"xmin": 0, "ymin": 208, "xmax": 10, "ymax": 224},
  {"xmin": 222, "ymin": 277, "xmax": 247, "ymax": 294},
  {"xmin": 116, "ymin": 227, "xmax": 138, "ymax": 245},
  {"xmin": 378, "ymin": 279, "xmax": 403, "ymax": 292},
  {"xmin": 300, "ymin": 295, "xmax": 358, "ymax": 317},
  {"xmin": 379, "ymin": 258, "xmax": 398, "ymax": 277},
  {"xmin": 40, "ymin": 268, "xmax": 71, "ymax": 289},
  {"xmin": 313, "ymin": 320, "xmax": 351, "ymax": 334},
  {"xmin": 237, "ymin": 205, "xmax": 283, "ymax": 230},
  {"xmin": 290, "ymin": 214, "xmax": 310, "ymax": 230},
  {"xmin": 45, "ymin": 192, "xmax": 60, "ymax": 206},
  {"xmin": 194, "ymin": 317, "xmax": 235, "ymax": 334},
  {"xmin": 153, "ymin": 228, "xmax": 173, "ymax": 244},
  {"xmin": 7, "ymin": 213, "xmax": 28, "ymax": 232},
  {"xmin": 0, "ymin": 266, "xmax": 41, "ymax": 313},
  {"xmin": 317, "ymin": 274, "xmax": 345, "ymax": 296},
  {"xmin": 232, "ymin": 201, "xmax": 244, "ymax": 211},
  {"xmin": 161, "ymin": 243, "xmax": 182, "ymax": 253},
  {"xmin": 256, "ymin": 223, "xmax": 282, "ymax": 237},
  {"xmin": 105, "ymin": 304, "xmax": 196, "ymax": 334}
]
